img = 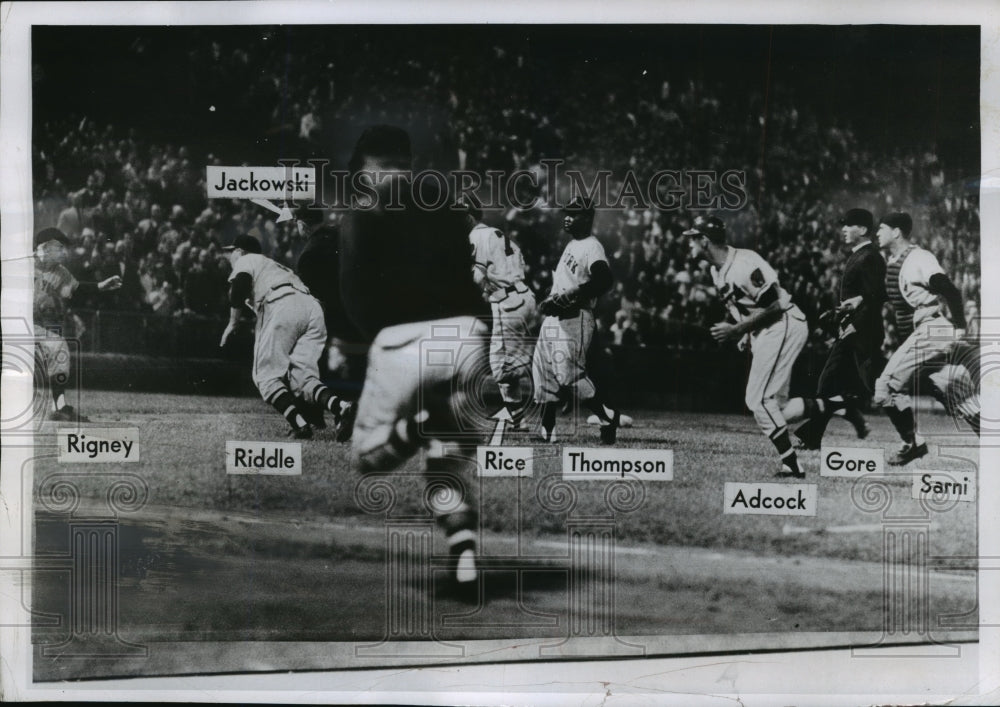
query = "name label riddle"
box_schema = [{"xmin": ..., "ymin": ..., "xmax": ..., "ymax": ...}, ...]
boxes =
[
  {"xmin": 724, "ymin": 482, "xmax": 817, "ymax": 516},
  {"xmin": 226, "ymin": 441, "xmax": 302, "ymax": 475},
  {"xmin": 911, "ymin": 472, "xmax": 976, "ymax": 503},
  {"xmin": 206, "ymin": 166, "xmax": 315, "ymax": 199},
  {"xmin": 820, "ymin": 447, "xmax": 884, "ymax": 477},
  {"xmin": 58, "ymin": 428, "xmax": 139, "ymax": 463},
  {"xmin": 477, "ymin": 446, "xmax": 533, "ymax": 477},
  {"xmin": 562, "ymin": 447, "xmax": 673, "ymax": 480}
]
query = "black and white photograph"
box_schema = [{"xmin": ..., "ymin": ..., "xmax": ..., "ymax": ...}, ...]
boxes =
[{"xmin": 1, "ymin": 1, "xmax": 998, "ymax": 703}]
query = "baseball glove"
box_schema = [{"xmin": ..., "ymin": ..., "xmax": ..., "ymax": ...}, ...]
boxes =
[{"xmin": 539, "ymin": 290, "xmax": 579, "ymax": 316}]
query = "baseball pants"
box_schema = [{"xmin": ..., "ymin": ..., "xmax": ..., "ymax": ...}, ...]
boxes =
[
  {"xmin": 745, "ymin": 309, "xmax": 809, "ymax": 437},
  {"xmin": 34, "ymin": 325, "xmax": 71, "ymax": 384},
  {"xmin": 532, "ymin": 309, "xmax": 596, "ymax": 404},
  {"xmin": 874, "ymin": 317, "xmax": 961, "ymax": 411},
  {"xmin": 489, "ymin": 290, "xmax": 537, "ymax": 385},
  {"xmin": 352, "ymin": 315, "xmax": 489, "ymax": 464},
  {"xmin": 252, "ymin": 292, "xmax": 328, "ymax": 403}
]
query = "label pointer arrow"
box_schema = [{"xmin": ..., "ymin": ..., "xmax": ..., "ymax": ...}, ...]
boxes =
[
  {"xmin": 489, "ymin": 407, "xmax": 513, "ymax": 446},
  {"xmin": 251, "ymin": 198, "xmax": 294, "ymax": 223}
]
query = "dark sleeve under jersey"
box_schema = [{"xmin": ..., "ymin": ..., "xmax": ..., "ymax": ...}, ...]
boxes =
[
  {"xmin": 928, "ymin": 272, "xmax": 967, "ymax": 329},
  {"xmin": 229, "ymin": 272, "xmax": 252, "ymax": 307},
  {"xmin": 577, "ymin": 260, "xmax": 613, "ymax": 300}
]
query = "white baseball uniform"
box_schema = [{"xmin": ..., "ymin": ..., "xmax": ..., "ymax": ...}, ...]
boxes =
[
  {"xmin": 532, "ymin": 235, "xmax": 607, "ymax": 403},
  {"xmin": 712, "ymin": 246, "xmax": 808, "ymax": 436},
  {"xmin": 229, "ymin": 253, "xmax": 327, "ymax": 403},
  {"xmin": 468, "ymin": 222, "xmax": 537, "ymax": 387},
  {"xmin": 875, "ymin": 245, "xmax": 960, "ymax": 410}
]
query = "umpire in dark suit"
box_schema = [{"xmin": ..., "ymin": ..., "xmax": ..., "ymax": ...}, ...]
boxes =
[{"xmin": 793, "ymin": 208, "xmax": 886, "ymax": 449}]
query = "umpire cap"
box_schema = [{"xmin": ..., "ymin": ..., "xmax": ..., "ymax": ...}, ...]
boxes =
[
  {"xmin": 682, "ymin": 215, "xmax": 726, "ymax": 243},
  {"xmin": 34, "ymin": 227, "xmax": 70, "ymax": 249},
  {"xmin": 222, "ymin": 234, "xmax": 262, "ymax": 254},
  {"xmin": 840, "ymin": 208, "xmax": 874, "ymax": 233},
  {"xmin": 879, "ymin": 211, "xmax": 913, "ymax": 236}
]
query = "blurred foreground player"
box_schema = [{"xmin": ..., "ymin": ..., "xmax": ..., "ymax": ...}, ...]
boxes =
[
  {"xmin": 339, "ymin": 125, "xmax": 491, "ymax": 597},
  {"xmin": 33, "ymin": 227, "xmax": 122, "ymax": 421},
  {"xmin": 873, "ymin": 212, "xmax": 977, "ymax": 464},
  {"xmin": 687, "ymin": 216, "xmax": 809, "ymax": 478},
  {"xmin": 219, "ymin": 234, "xmax": 352, "ymax": 439},
  {"xmin": 531, "ymin": 196, "xmax": 622, "ymax": 444},
  {"xmin": 785, "ymin": 208, "xmax": 886, "ymax": 448}
]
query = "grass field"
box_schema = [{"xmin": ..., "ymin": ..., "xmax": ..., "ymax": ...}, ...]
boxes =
[{"xmin": 29, "ymin": 390, "xmax": 979, "ymax": 679}]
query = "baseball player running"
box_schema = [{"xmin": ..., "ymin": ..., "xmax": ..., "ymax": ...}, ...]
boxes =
[
  {"xmin": 463, "ymin": 195, "xmax": 537, "ymax": 424},
  {"xmin": 219, "ymin": 234, "xmax": 352, "ymax": 439},
  {"xmin": 786, "ymin": 208, "xmax": 886, "ymax": 448},
  {"xmin": 687, "ymin": 215, "xmax": 809, "ymax": 478},
  {"xmin": 532, "ymin": 196, "xmax": 622, "ymax": 445},
  {"xmin": 33, "ymin": 227, "xmax": 122, "ymax": 421},
  {"xmin": 339, "ymin": 125, "xmax": 491, "ymax": 599},
  {"xmin": 873, "ymin": 212, "xmax": 974, "ymax": 464}
]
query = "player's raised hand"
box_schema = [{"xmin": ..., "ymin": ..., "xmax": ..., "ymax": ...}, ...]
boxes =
[
  {"xmin": 710, "ymin": 321, "xmax": 738, "ymax": 342},
  {"xmin": 98, "ymin": 275, "xmax": 123, "ymax": 291}
]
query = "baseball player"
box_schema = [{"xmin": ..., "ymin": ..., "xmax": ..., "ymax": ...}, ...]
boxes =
[
  {"xmin": 463, "ymin": 195, "xmax": 537, "ymax": 424},
  {"xmin": 33, "ymin": 227, "xmax": 122, "ymax": 421},
  {"xmin": 785, "ymin": 208, "xmax": 886, "ymax": 449},
  {"xmin": 686, "ymin": 215, "xmax": 809, "ymax": 478},
  {"xmin": 531, "ymin": 196, "xmax": 622, "ymax": 445},
  {"xmin": 219, "ymin": 234, "xmax": 352, "ymax": 439},
  {"xmin": 339, "ymin": 125, "xmax": 491, "ymax": 599},
  {"xmin": 872, "ymin": 212, "xmax": 974, "ymax": 464}
]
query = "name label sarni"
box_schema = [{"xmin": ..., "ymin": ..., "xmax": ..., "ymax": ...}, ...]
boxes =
[
  {"xmin": 226, "ymin": 441, "xmax": 302, "ymax": 475},
  {"xmin": 58, "ymin": 428, "xmax": 139, "ymax": 463},
  {"xmin": 911, "ymin": 472, "xmax": 975, "ymax": 503}
]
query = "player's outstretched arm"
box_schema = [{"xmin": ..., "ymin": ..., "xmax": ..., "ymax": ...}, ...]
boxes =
[
  {"xmin": 220, "ymin": 272, "xmax": 253, "ymax": 347},
  {"xmin": 927, "ymin": 272, "xmax": 967, "ymax": 332},
  {"xmin": 711, "ymin": 284, "xmax": 784, "ymax": 342}
]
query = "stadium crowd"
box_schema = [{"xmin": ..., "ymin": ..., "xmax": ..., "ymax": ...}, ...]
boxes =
[{"xmin": 32, "ymin": 31, "xmax": 980, "ymax": 357}]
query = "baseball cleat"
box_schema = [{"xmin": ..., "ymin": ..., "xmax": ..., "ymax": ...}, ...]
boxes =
[
  {"xmin": 537, "ymin": 426, "xmax": 557, "ymax": 443},
  {"xmin": 288, "ymin": 424, "xmax": 314, "ymax": 440},
  {"xmin": 775, "ymin": 465, "xmax": 805, "ymax": 479},
  {"xmin": 855, "ymin": 423, "xmax": 871, "ymax": 440},
  {"xmin": 334, "ymin": 400, "xmax": 356, "ymax": 443},
  {"xmin": 599, "ymin": 410, "xmax": 621, "ymax": 445},
  {"xmin": 49, "ymin": 405, "xmax": 89, "ymax": 423},
  {"xmin": 888, "ymin": 442, "xmax": 928, "ymax": 466}
]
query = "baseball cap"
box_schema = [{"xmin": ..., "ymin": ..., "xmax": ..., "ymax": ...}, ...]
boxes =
[
  {"xmin": 563, "ymin": 196, "xmax": 595, "ymax": 217},
  {"xmin": 840, "ymin": 208, "xmax": 874, "ymax": 232},
  {"xmin": 34, "ymin": 227, "xmax": 70, "ymax": 249},
  {"xmin": 879, "ymin": 211, "xmax": 913, "ymax": 236},
  {"xmin": 222, "ymin": 234, "xmax": 262, "ymax": 254},
  {"xmin": 682, "ymin": 215, "xmax": 726, "ymax": 243}
]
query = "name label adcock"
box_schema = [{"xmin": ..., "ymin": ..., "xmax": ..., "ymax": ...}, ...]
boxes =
[{"xmin": 724, "ymin": 482, "xmax": 817, "ymax": 516}]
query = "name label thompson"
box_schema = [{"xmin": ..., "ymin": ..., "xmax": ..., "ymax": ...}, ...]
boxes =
[
  {"xmin": 477, "ymin": 446, "xmax": 533, "ymax": 477},
  {"xmin": 226, "ymin": 441, "xmax": 302, "ymax": 475},
  {"xmin": 724, "ymin": 482, "xmax": 817, "ymax": 516},
  {"xmin": 562, "ymin": 447, "xmax": 673, "ymax": 480},
  {"xmin": 58, "ymin": 428, "xmax": 139, "ymax": 462},
  {"xmin": 911, "ymin": 472, "xmax": 976, "ymax": 503},
  {"xmin": 820, "ymin": 447, "xmax": 884, "ymax": 477},
  {"xmin": 207, "ymin": 166, "xmax": 315, "ymax": 199}
]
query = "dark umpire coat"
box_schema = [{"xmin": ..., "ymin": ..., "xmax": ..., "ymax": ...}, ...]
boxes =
[{"xmin": 839, "ymin": 239, "xmax": 887, "ymax": 357}]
